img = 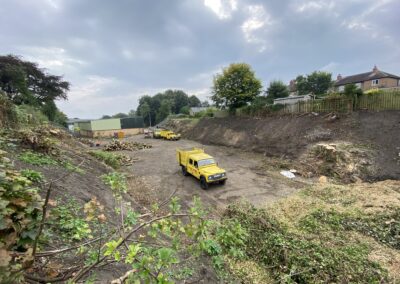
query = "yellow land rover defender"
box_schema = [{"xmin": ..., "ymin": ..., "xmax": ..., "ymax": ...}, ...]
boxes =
[
  {"xmin": 176, "ymin": 148, "xmax": 227, "ymax": 189},
  {"xmin": 160, "ymin": 130, "xmax": 181, "ymax": 141}
]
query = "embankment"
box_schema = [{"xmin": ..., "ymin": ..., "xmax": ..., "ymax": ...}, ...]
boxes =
[{"xmin": 168, "ymin": 111, "xmax": 400, "ymax": 180}]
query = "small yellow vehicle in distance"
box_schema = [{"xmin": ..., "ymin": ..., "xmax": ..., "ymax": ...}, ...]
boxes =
[
  {"xmin": 153, "ymin": 128, "xmax": 162, "ymax": 139},
  {"xmin": 176, "ymin": 148, "xmax": 227, "ymax": 189},
  {"xmin": 160, "ymin": 129, "xmax": 181, "ymax": 141}
]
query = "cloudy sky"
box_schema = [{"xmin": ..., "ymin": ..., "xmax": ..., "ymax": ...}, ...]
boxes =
[{"xmin": 1, "ymin": 0, "xmax": 399, "ymax": 118}]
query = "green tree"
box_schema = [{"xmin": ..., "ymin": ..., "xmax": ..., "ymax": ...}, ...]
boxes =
[
  {"xmin": 156, "ymin": 100, "xmax": 172, "ymax": 123},
  {"xmin": 211, "ymin": 63, "xmax": 262, "ymax": 111},
  {"xmin": 188, "ymin": 95, "xmax": 201, "ymax": 107},
  {"xmin": 296, "ymin": 71, "xmax": 332, "ymax": 96},
  {"xmin": 53, "ymin": 109, "xmax": 68, "ymax": 127},
  {"xmin": 139, "ymin": 102, "xmax": 151, "ymax": 126},
  {"xmin": 201, "ymin": 100, "xmax": 210, "ymax": 107},
  {"xmin": 128, "ymin": 109, "xmax": 136, "ymax": 117},
  {"xmin": 179, "ymin": 105, "xmax": 190, "ymax": 115},
  {"xmin": 265, "ymin": 80, "xmax": 289, "ymax": 103},
  {"xmin": 0, "ymin": 55, "xmax": 69, "ymax": 104},
  {"xmin": 112, "ymin": 113, "xmax": 128, "ymax": 118},
  {"xmin": 164, "ymin": 90, "xmax": 190, "ymax": 113},
  {"xmin": 101, "ymin": 115, "xmax": 112, "ymax": 119}
]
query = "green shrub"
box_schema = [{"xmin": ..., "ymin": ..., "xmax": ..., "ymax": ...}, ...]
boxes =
[
  {"xmin": 15, "ymin": 104, "xmax": 48, "ymax": 126},
  {"xmin": 220, "ymin": 203, "xmax": 388, "ymax": 283},
  {"xmin": 101, "ymin": 172, "xmax": 127, "ymax": 199},
  {"xmin": 20, "ymin": 169, "xmax": 44, "ymax": 183},
  {"xmin": 49, "ymin": 199, "xmax": 92, "ymax": 241}
]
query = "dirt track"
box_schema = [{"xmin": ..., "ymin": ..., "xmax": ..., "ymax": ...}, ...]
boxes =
[{"xmin": 125, "ymin": 136, "xmax": 306, "ymax": 210}]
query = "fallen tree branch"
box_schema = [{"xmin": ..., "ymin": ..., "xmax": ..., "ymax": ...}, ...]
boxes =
[
  {"xmin": 110, "ymin": 268, "xmax": 137, "ymax": 284},
  {"xmin": 35, "ymin": 236, "xmax": 104, "ymax": 257}
]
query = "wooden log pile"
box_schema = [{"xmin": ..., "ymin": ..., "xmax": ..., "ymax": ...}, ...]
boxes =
[{"xmin": 104, "ymin": 139, "xmax": 152, "ymax": 151}]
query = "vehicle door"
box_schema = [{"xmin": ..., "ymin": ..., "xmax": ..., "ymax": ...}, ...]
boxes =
[
  {"xmin": 191, "ymin": 161, "xmax": 201, "ymax": 179},
  {"xmin": 187, "ymin": 158, "xmax": 196, "ymax": 175}
]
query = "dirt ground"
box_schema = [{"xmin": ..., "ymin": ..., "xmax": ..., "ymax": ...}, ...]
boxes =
[
  {"xmin": 123, "ymin": 135, "xmax": 307, "ymax": 210},
  {"xmin": 167, "ymin": 111, "xmax": 400, "ymax": 181}
]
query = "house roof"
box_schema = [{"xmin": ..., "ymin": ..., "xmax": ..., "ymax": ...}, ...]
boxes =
[
  {"xmin": 335, "ymin": 68, "xmax": 400, "ymax": 86},
  {"xmin": 190, "ymin": 107, "xmax": 208, "ymax": 113},
  {"xmin": 66, "ymin": 118, "xmax": 91, "ymax": 124}
]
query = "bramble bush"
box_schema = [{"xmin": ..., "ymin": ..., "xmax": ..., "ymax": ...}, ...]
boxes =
[{"xmin": 0, "ymin": 150, "xmax": 43, "ymax": 283}]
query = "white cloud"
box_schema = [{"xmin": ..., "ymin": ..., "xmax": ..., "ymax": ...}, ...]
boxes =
[
  {"xmin": 241, "ymin": 5, "xmax": 272, "ymax": 52},
  {"xmin": 319, "ymin": 62, "xmax": 339, "ymax": 72},
  {"xmin": 203, "ymin": 0, "xmax": 238, "ymax": 20},
  {"xmin": 342, "ymin": 0, "xmax": 395, "ymax": 42},
  {"xmin": 16, "ymin": 46, "xmax": 86, "ymax": 74},
  {"xmin": 295, "ymin": 0, "xmax": 335, "ymax": 13}
]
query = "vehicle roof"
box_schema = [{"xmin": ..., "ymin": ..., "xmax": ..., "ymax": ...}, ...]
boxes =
[{"xmin": 190, "ymin": 153, "xmax": 214, "ymax": 161}]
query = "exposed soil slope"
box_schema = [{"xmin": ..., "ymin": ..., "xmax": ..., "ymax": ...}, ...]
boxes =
[{"xmin": 168, "ymin": 111, "xmax": 400, "ymax": 180}]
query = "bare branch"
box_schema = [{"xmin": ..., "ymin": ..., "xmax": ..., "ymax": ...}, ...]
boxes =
[{"xmin": 110, "ymin": 269, "xmax": 137, "ymax": 284}]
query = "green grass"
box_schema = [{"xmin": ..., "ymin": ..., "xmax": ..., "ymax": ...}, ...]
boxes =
[
  {"xmin": 88, "ymin": 150, "xmax": 123, "ymax": 169},
  {"xmin": 19, "ymin": 151, "xmax": 58, "ymax": 166},
  {"xmin": 62, "ymin": 161, "xmax": 85, "ymax": 174}
]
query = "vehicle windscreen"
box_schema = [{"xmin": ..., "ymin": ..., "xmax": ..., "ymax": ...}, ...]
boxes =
[{"xmin": 198, "ymin": 159, "xmax": 215, "ymax": 167}]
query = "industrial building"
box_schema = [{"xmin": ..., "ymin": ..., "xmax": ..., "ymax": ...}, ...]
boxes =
[{"xmin": 72, "ymin": 117, "xmax": 144, "ymax": 138}]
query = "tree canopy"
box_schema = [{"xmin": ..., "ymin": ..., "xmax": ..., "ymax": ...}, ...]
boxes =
[
  {"xmin": 265, "ymin": 80, "xmax": 289, "ymax": 103},
  {"xmin": 188, "ymin": 95, "xmax": 201, "ymax": 107},
  {"xmin": 0, "ymin": 55, "xmax": 69, "ymax": 105},
  {"xmin": 136, "ymin": 90, "xmax": 202, "ymax": 126},
  {"xmin": 0, "ymin": 55, "xmax": 69, "ymax": 125},
  {"xmin": 211, "ymin": 63, "xmax": 262, "ymax": 110},
  {"xmin": 295, "ymin": 71, "xmax": 332, "ymax": 96}
]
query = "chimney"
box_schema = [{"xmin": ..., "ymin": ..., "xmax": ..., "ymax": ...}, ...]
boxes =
[
  {"xmin": 337, "ymin": 74, "xmax": 343, "ymax": 81},
  {"xmin": 373, "ymin": 65, "xmax": 378, "ymax": 72}
]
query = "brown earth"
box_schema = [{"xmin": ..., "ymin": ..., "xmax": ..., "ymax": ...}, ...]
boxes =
[
  {"xmin": 167, "ymin": 111, "xmax": 400, "ymax": 181},
  {"xmin": 124, "ymin": 136, "xmax": 307, "ymax": 210}
]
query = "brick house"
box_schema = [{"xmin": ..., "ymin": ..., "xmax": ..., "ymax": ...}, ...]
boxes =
[{"xmin": 334, "ymin": 66, "xmax": 400, "ymax": 92}]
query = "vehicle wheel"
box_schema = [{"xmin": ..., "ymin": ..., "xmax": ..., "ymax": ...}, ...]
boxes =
[
  {"xmin": 219, "ymin": 179, "xmax": 226, "ymax": 185},
  {"xmin": 200, "ymin": 176, "xmax": 208, "ymax": 190},
  {"xmin": 181, "ymin": 166, "xmax": 188, "ymax": 176}
]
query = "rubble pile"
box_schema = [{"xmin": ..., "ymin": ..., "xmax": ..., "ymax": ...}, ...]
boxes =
[{"xmin": 104, "ymin": 139, "xmax": 152, "ymax": 151}]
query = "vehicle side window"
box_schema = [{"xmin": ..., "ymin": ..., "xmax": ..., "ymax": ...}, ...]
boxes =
[
  {"xmin": 194, "ymin": 161, "xmax": 198, "ymax": 168},
  {"xmin": 189, "ymin": 159, "xmax": 193, "ymax": 165}
]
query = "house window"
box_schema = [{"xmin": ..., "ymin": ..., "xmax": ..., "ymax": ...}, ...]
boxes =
[
  {"xmin": 371, "ymin": 79, "xmax": 379, "ymax": 86},
  {"xmin": 338, "ymin": 85, "xmax": 344, "ymax": 92}
]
